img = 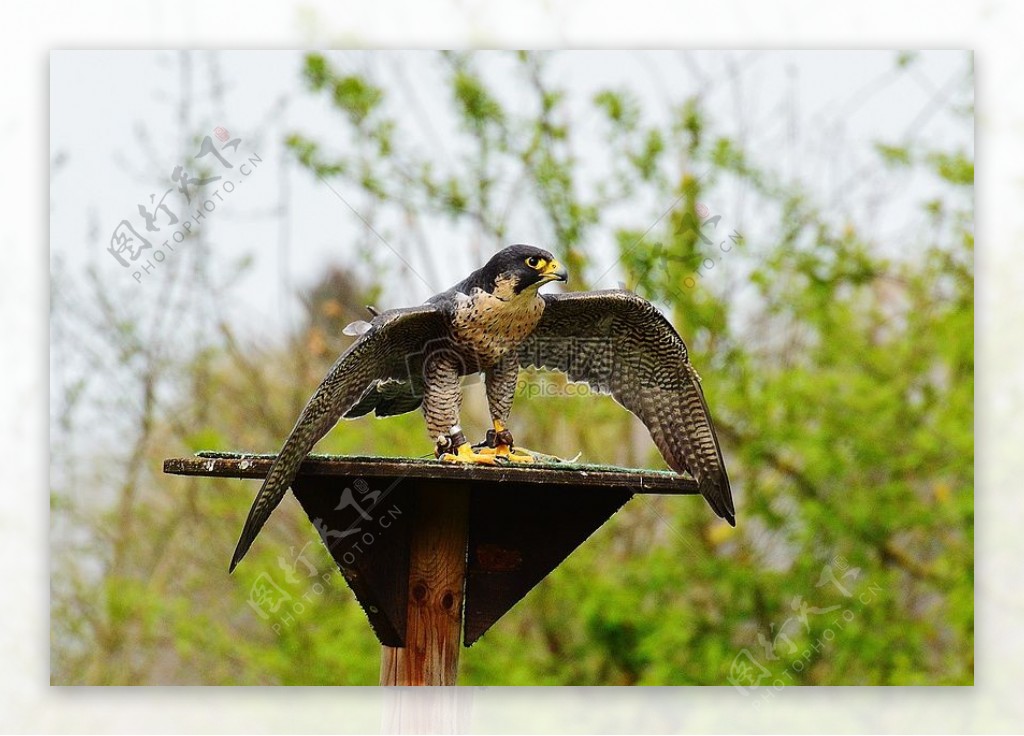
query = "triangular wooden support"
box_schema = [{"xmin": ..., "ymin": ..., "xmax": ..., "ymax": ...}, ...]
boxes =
[
  {"xmin": 463, "ymin": 483, "xmax": 633, "ymax": 645},
  {"xmin": 291, "ymin": 477, "xmax": 413, "ymax": 647},
  {"xmin": 293, "ymin": 475, "xmax": 633, "ymax": 647},
  {"xmin": 291, "ymin": 475, "xmax": 633, "ymax": 647}
]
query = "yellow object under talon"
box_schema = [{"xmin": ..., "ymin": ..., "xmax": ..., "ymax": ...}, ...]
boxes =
[
  {"xmin": 476, "ymin": 444, "xmax": 535, "ymax": 463},
  {"xmin": 440, "ymin": 443, "xmax": 506, "ymax": 465}
]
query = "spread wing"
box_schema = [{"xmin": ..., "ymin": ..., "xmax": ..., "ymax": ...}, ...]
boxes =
[
  {"xmin": 519, "ymin": 290, "xmax": 735, "ymax": 525},
  {"xmin": 229, "ymin": 304, "xmax": 449, "ymax": 571}
]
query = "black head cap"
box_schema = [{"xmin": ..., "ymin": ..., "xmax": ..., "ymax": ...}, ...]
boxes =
[{"xmin": 478, "ymin": 244, "xmax": 568, "ymax": 296}]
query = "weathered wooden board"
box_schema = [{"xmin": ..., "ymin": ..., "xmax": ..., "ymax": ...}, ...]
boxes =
[{"xmin": 164, "ymin": 451, "xmax": 700, "ymax": 494}]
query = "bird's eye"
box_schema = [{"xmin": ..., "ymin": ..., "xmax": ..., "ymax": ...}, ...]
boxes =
[{"xmin": 526, "ymin": 256, "xmax": 543, "ymax": 269}]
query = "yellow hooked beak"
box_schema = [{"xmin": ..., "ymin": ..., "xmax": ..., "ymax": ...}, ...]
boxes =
[{"xmin": 540, "ymin": 259, "xmax": 568, "ymax": 283}]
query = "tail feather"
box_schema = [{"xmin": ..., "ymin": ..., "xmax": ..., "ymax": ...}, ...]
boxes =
[
  {"xmin": 229, "ymin": 402, "xmax": 335, "ymax": 572},
  {"xmin": 699, "ymin": 473, "xmax": 735, "ymax": 527},
  {"xmin": 229, "ymin": 454, "xmax": 300, "ymax": 572}
]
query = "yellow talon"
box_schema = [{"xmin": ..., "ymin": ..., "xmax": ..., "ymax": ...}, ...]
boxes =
[
  {"xmin": 439, "ymin": 420, "xmax": 538, "ymax": 465},
  {"xmin": 472, "ymin": 419, "xmax": 535, "ymax": 463}
]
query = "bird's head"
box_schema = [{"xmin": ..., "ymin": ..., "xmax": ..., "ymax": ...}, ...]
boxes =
[{"xmin": 480, "ymin": 244, "xmax": 568, "ymax": 300}]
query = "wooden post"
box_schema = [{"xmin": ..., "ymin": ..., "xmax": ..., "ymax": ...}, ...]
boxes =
[{"xmin": 379, "ymin": 481, "xmax": 469, "ymax": 686}]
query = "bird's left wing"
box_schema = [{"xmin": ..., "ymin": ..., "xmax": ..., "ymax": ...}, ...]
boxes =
[
  {"xmin": 518, "ymin": 290, "xmax": 735, "ymax": 525},
  {"xmin": 230, "ymin": 304, "xmax": 449, "ymax": 571}
]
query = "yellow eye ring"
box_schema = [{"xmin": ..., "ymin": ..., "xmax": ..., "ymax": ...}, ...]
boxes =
[{"xmin": 526, "ymin": 256, "xmax": 543, "ymax": 269}]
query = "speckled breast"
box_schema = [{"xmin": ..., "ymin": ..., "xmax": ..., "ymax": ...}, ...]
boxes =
[{"xmin": 449, "ymin": 287, "xmax": 546, "ymax": 370}]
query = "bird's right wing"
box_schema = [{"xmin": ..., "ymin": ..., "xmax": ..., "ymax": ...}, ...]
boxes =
[
  {"xmin": 518, "ymin": 290, "xmax": 735, "ymax": 525},
  {"xmin": 229, "ymin": 304, "xmax": 449, "ymax": 571}
]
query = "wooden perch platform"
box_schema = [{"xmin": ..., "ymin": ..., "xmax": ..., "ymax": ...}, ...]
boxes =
[{"xmin": 164, "ymin": 451, "xmax": 700, "ymax": 685}]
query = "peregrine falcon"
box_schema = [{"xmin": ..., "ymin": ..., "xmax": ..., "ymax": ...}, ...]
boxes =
[{"xmin": 230, "ymin": 244, "xmax": 734, "ymax": 571}]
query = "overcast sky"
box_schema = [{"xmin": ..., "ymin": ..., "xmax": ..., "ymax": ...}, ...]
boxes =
[{"xmin": 50, "ymin": 50, "xmax": 971, "ymax": 339}]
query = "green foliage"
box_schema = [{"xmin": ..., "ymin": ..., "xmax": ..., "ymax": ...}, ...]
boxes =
[
  {"xmin": 452, "ymin": 66, "xmax": 506, "ymax": 129},
  {"xmin": 875, "ymin": 143, "xmax": 913, "ymax": 167},
  {"xmin": 594, "ymin": 89, "xmax": 641, "ymax": 129},
  {"xmin": 875, "ymin": 142, "xmax": 974, "ymax": 187},
  {"xmin": 927, "ymin": 149, "xmax": 974, "ymax": 186},
  {"xmin": 302, "ymin": 53, "xmax": 330, "ymax": 90},
  {"xmin": 331, "ymin": 75, "xmax": 384, "ymax": 126}
]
